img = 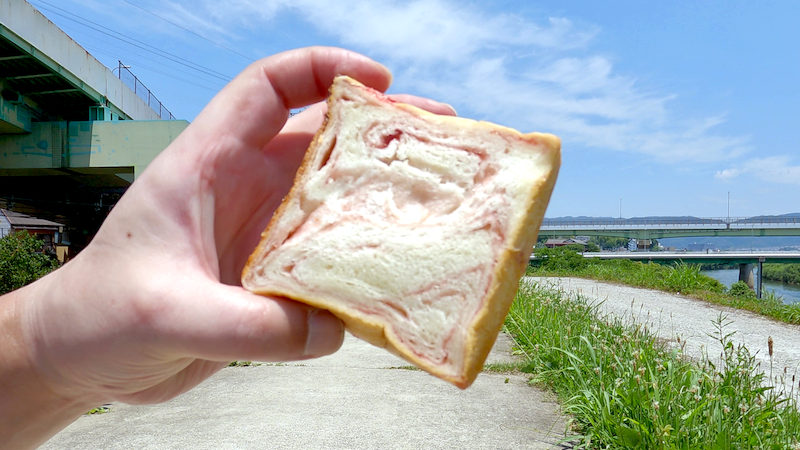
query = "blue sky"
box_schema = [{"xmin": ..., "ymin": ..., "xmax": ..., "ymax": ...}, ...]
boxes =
[{"xmin": 30, "ymin": 0, "xmax": 799, "ymax": 219}]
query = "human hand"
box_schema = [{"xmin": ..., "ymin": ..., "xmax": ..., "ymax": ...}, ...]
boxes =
[{"xmin": 2, "ymin": 47, "xmax": 456, "ymax": 445}]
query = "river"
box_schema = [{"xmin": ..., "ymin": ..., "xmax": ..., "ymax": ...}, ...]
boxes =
[{"xmin": 701, "ymin": 268, "xmax": 800, "ymax": 305}]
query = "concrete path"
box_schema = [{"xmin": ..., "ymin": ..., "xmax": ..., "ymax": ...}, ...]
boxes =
[{"xmin": 42, "ymin": 333, "xmax": 569, "ymax": 449}]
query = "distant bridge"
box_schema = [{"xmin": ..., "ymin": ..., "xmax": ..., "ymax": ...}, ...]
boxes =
[{"xmin": 538, "ymin": 216, "xmax": 800, "ymax": 239}]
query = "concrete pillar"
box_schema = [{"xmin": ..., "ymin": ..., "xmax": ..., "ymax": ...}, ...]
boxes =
[{"xmin": 739, "ymin": 263, "xmax": 755, "ymax": 289}]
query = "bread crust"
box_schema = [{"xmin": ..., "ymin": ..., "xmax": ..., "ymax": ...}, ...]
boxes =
[{"xmin": 242, "ymin": 76, "xmax": 560, "ymax": 388}]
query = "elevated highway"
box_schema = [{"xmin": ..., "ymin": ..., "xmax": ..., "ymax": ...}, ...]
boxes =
[
  {"xmin": 1, "ymin": 0, "xmax": 189, "ymax": 248},
  {"xmin": 539, "ymin": 216, "xmax": 800, "ymax": 239}
]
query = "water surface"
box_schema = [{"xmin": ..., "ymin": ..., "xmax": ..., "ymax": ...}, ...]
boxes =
[{"xmin": 701, "ymin": 268, "xmax": 800, "ymax": 305}]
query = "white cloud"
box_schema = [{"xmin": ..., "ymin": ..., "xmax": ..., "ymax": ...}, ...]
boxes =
[
  {"xmin": 716, "ymin": 156, "xmax": 800, "ymax": 185},
  {"xmin": 167, "ymin": 0, "xmax": 749, "ymax": 165}
]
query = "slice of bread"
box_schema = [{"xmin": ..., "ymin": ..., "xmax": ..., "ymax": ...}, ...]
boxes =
[{"xmin": 242, "ymin": 76, "xmax": 560, "ymax": 388}]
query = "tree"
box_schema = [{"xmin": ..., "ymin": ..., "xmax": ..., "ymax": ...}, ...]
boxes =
[
  {"xmin": 532, "ymin": 245, "xmax": 588, "ymax": 271},
  {"xmin": 589, "ymin": 236, "xmax": 629, "ymax": 251},
  {"xmin": 0, "ymin": 232, "xmax": 59, "ymax": 295}
]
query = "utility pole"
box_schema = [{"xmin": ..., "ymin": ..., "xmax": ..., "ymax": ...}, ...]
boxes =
[{"xmin": 727, "ymin": 191, "xmax": 730, "ymax": 221}]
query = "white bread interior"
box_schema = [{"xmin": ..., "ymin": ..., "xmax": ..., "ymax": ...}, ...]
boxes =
[{"xmin": 242, "ymin": 76, "xmax": 560, "ymax": 388}]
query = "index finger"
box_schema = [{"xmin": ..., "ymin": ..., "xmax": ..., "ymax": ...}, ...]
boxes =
[{"xmin": 190, "ymin": 46, "xmax": 393, "ymax": 150}]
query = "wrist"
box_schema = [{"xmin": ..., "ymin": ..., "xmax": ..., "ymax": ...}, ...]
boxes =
[{"xmin": 0, "ymin": 277, "xmax": 99, "ymax": 448}]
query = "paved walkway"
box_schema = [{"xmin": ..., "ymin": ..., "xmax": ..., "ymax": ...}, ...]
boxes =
[{"xmin": 42, "ymin": 333, "xmax": 569, "ymax": 449}]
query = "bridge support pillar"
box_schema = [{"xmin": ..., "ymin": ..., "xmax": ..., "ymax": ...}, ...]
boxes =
[
  {"xmin": 757, "ymin": 257, "xmax": 764, "ymax": 299},
  {"xmin": 738, "ymin": 261, "xmax": 764, "ymax": 299},
  {"xmin": 738, "ymin": 263, "xmax": 754, "ymax": 289}
]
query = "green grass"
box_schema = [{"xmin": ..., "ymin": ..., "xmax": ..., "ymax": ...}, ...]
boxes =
[
  {"xmin": 227, "ymin": 360, "xmax": 262, "ymax": 367},
  {"xmin": 505, "ymin": 281, "xmax": 800, "ymax": 448},
  {"xmin": 482, "ymin": 361, "xmax": 527, "ymax": 373},
  {"xmin": 528, "ymin": 248, "xmax": 800, "ymax": 325},
  {"xmin": 85, "ymin": 405, "xmax": 111, "ymax": 415}
]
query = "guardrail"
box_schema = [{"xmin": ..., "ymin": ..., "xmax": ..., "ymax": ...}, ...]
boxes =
[
  {"xmin": 116, "ymin": 61, "xmax": 176, "ymax": 120},
  {"xmin": 541, "ymin": 216, "xmax": 800, "ymax": 230}
]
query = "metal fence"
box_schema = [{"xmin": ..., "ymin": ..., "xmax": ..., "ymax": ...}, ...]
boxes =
[
  {"xmin": 541, "ymin": 216, "xmax": 800, "ymax": 231},
  {"xmin": 116, "ymin": 61, "xmax": 176, "ymax": 120}
]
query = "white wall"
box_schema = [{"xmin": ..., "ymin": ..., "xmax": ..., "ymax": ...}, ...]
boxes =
[{"xmin": 0, "ymin": 211, "xmax": 10, "ymax": 237}]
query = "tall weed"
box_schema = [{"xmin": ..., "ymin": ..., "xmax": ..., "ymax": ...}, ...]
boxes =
[{"xmin": 505, "ymin": 282, "xmax": 800, "ymax": 448}]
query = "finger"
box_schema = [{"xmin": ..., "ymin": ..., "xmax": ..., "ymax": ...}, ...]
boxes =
[
  {"xmin": 161, "ymin": 282, "xmax": 344, "ymax": 362},
  {"xmin": 389, "ymin": 94, "xmax": 457, "ymax": 116},
  {"xmin": 191, "ymin": 46, "xmax": 392, "ymax": 151}
]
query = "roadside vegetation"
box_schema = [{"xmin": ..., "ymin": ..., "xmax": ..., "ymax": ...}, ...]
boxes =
[
  {"xmin": 0, "ymin": 231, "xmax": 59, "ymax": 295},
  {"xmin": 528, "ymin": 246, "xmax": 800, "ymax": 325},
  {"xmin": 505, "ymin": 281, "xmax": 800, "ymax": 448},
  {"xmin": 762, "ymin": 262, "xmax": 800, "ymax": 286}
]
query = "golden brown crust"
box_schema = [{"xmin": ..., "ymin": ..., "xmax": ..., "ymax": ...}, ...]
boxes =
[
  {"xmin": 243, "ymin": 76, "xmax": 560, "ymax": 388},
  {"xmin": 461, "ymin": 135, "xmax": 560, "ymax": 387}
]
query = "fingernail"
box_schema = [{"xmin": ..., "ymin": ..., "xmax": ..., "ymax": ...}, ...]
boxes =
[
  {"xmin": 443, "ymin": 103, "xmax": 457, "ymax": 115},
  {"xmin": 304, "ymin": 309, "xmax": 344, "ymax": 357}
]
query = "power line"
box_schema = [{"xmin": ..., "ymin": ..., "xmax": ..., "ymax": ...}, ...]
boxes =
[
  {"xmin": 57, "ymin": 24, "xmax": 226, "ymax": 91},
  {"xmin": 69, "ymin": 34, "xmax": 224, "ymax": 92},
  {"xmin": 74, "ymin": 39, "xmax": 223, "ymax": 92},
  {"xmin": 29, "ymin": 0, "xmax": 232, "ymax": 82},
  {"xmin": 120, "ymin": 0, "xmax": 254, "ymax": 63}
]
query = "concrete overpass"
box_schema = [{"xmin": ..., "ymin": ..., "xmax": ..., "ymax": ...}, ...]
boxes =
[
  {"xmin": 539, "ymin": 216, "xmax": 800, "ymax": 239},
  {"xmin": 0, "ymin": 0, "xmax": 189, "ymax": 248}
]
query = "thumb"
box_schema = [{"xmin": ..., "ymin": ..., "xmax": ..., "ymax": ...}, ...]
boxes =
[
  {"xmin": 162, "ymin": 281, "xmax": 344, "ymax": 362},
  {"xmin": 188, "ymin": 46, "xmax": 392, "ymax": 153}
]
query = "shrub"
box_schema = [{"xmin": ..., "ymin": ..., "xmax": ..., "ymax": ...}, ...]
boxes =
[
  {"xmin": 728, "ymin": 281, "xmax": 756, "ymax": 299},
  {"xmin": 532, "ymin": 246, "xmax": 588, "ymax": 271},
  {"xmin": 0, "ymin": 231, "xmax": 59, "ymax": 294}
]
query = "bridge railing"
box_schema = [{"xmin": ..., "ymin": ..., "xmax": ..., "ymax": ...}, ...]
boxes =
[
  {"xmin": 541, "ymin": 216, "xmax": 800, "ymax": 230},
  {"xmin": 116, "ymin": 61, "xmax": 176, "ymax": 120}
]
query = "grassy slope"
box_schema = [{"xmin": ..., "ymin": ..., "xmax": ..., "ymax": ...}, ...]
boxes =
[
  {"xmin": 505, "ymin": 281, "xmax": 800, "ymax": 448},
  {"xmin": 527, "ymin": 248, "xmax": 800, "ymax": 325}
]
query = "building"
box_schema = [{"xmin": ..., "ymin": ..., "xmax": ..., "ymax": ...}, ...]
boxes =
[
  {"xmin": 544, "ymin": 238, "xmax": 588, "ymax": 249},
  {"xmin": 0, "ymin": 207, "xmax": 68, "ymax": 260}
]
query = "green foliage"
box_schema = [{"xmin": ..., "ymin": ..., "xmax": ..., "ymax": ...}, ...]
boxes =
[
  {"xmin": 584, "ymin": 242, "xmax": 601, "ymax": 253},
  {"xmin": 228, "ymin": 360, "xmax": 261, "ymax": 367},
  {"xmin": 85, "ymin": 405, "xmax": 110, "ymax": 415},
  {"xmin": 762, "ymin": 263, "xmax": 800, "ymax": 286},
  {"xmin": 588, "ymin": 236, "xmax": 629, "ymax": 250},
  {"xmin": 532, "ymin": 246, "xmax": 588, "ymax": 271},
  {"xmin": 0, "ymin": 232, "xmax": 58, "ymax": 295},
  {"xmin": 526, "ymin": 253, "xmax": 800, "ymax": 324},
  {"xmin": 529, "ymin": 254, "xmax": 725, "ymax": 295},
  {"xmin": 728, "ymin": 281, "xmax": 756, "ymax": 299},
  {"xmin": 505, "ymin": 282, "xmax": 800, "ymax": 448}
]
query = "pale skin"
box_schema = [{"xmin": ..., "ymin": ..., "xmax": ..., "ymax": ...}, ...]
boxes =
[{"xmin": 0, "ymin": 47, "xmax": 456, "ymax": 448}]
